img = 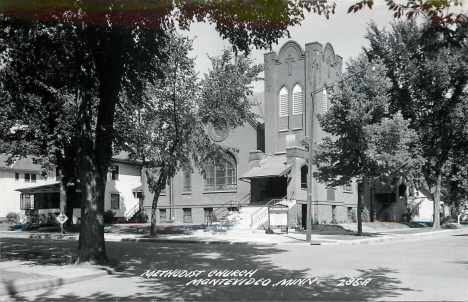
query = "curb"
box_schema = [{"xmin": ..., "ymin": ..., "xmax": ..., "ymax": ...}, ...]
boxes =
[
  {"xmin": 29, "ymin": 234, "xmax": 78, "ymax": 240},
  {"xmin": 120, "ymin": 238, "xmax": 278, "ymax": 245},
  {"xmin": 5, "ymin": 227, "xmax": 464, "ymax": 246},
  {"xmin": 0, "ymin": 269, "xmax": 109, "ymax": 297},
  {"xmin": 313, "ymin": 228, "xmax": 467, "ymax": 246}
]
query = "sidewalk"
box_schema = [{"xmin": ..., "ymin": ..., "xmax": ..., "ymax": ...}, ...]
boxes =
[
  {"xmin": 1, "ymin": 225, "xmax": 466, "ymax": 298},
  {"xmin": 0, "ymin": 261, "xmax": 111, "ymax": 297},
  {"xmin": 2, "ymin": 223, "xmax": 467, "ymax": 245}
]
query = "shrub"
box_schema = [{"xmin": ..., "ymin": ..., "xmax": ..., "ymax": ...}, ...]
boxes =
[
  {"xmin": 25, "ymin": 211, "xmax": 40, "ymax": 224},
  {"xmin": 103, "ymin": 210, "xmax": 116, "ymax": 224},
  {"xmin": 362, "ymin": 207, "xmax": 370, "ymax": 222},
  {"xmin": 442, "ymin": 222, "xmax": 458, "ymax": 229},
  {"xmin": 351, "ymin": 209, "xmax": 357, "ymax": 223},
  {"xmin": 406, "ymin": 197, "xmax": 422, "ymax": 222},
  {"xmin": 6, "ymin": 212, "xmax": 19, "ymax": 224}
]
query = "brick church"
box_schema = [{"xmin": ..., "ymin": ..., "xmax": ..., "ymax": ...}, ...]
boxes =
[{"xmin": 142, "ymin": 40, "xmax": 361, "ymax": 227}]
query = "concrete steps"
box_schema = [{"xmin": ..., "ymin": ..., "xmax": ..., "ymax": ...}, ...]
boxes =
[{"xmin": 224, "ymin": 206, "xmax": 265, "ymax": 231}]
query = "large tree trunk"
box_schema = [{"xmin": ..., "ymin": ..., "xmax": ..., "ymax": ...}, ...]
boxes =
[
  {"xmin": 150, "ymin": 168, "xmax": 168, "ymax": 237},
  {"xmin": 74, "ymin": 26, "xmax": 123, "ymax": 263},
  {"xmin": 76, "ymin": 89, "xmax": 109, "ymax": 263},
  {"xmin": 433, "ymin": 171, "xmax": 442, "ymax": 229}
]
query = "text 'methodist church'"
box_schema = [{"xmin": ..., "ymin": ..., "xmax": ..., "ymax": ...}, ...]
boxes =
[{"xmin": 8, "ymin": 40, "xmax": 409, "ymax": 228}]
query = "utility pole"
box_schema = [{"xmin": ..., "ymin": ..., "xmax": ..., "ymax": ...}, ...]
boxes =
[{"xmin": 306, "ymin": 59, "xmax": 318, "ymax": 242}]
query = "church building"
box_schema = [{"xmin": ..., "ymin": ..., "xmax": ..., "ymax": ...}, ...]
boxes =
[{"xmin": 241, "ymin": 41, "xmax": 359, "ymax": 227}]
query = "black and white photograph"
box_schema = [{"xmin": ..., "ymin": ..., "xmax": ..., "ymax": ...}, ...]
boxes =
[{"xmin": 0, "ymin": 0, "xmax": 467, "ymax": 301}]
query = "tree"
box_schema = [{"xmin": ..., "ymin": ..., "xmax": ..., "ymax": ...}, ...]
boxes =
[
  {"xmin": 119, "ymin": 31, "xmax": 262, "ymax": 236},
  {"xmin": 441, "ymin": 153, "xmax": 468, "ymax": 217},
  {"xmin": 348, "ymin": 0, "xmax": 467, "ymax": 27},
  {"xmin": 0, "ymin": 19, "xmax": 79, "ymax": 231},
  {"xmin": 364, "ymin": 21, "xmax": 468, "ymax": 229},
  {"xmin": 1, "ymin": 0, "xmax": 325, "ymax": 262},
  {"xmin": 314, "ymin": 56, "xmax": 423, "ymax": 235}
]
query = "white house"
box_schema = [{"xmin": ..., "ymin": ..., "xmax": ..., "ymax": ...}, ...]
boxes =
[
  {"xmin": 0, "ymin": 154, "xmax": 57, "ymax": 218},
  {"xmin": 1, "ymin": 153, "xmax": 143, "ymax": 222}
]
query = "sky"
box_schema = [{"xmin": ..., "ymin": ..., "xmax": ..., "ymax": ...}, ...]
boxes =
[{"xmin": 181, "ymin": 1, "xmax": 401, "ymax": 93}]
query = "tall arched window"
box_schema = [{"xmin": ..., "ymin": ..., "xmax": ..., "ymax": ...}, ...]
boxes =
[
  {"xmin": 204, "ymin": 157, "xmax": 237, "ymax": 191},
  {"xmin": 301, "ymin": 165, "xmax": 308, "ymax": 189},
  {"xmin": 279, "ymin": 86, "xmax": 289, "ymax": 117},
  {"xmin": 292, "ymin": 84, "xmax": 303, "ymax": 115}
]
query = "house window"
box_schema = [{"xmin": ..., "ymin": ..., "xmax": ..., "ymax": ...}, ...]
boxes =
[
  {"xmin": 204, "ymin": 158, "xmax": 237, "ymax": 191},
  {"xmin": 347, "ymin": 207, "xmax": 353, "ymax": 222},
  {"xmin": 279, "ymin": 86, "xmax": 289, "ymax": 117},
  {"xmin": 24, "ymin": 173, "xmax": 36, "ymax": 182},
  {"xmin": 15, "ymin": 173, "xmax": 19, "ymax": 181},
  {"xmin": 326, "ymin": 183, "xmax": 335, "ymax": 201},
  {"xmin": 301, "ymin": 165, "xmax": 308, "ymax": 189},
  {"xmin": 111, "ymin": 193, "xmax": 120, "ymax": 209},
  {"xmin": 183, "ymin": 208, "xmax": 192, "ymax": 223},
  {"xmin": 111, "ymin": 165, "xmax": 119, "ymax": 180},
  {"xmin": 20, "ymin": 194, "xmax": 33, "ymax": 210},
  {"xmin": 160, "ymin": 209, "xmax": 167, "ymax": 221},
  {"xmin": 292, "ymin": 84, "xmax": 303, "ymax": 115},
  {"xmin": 183, "ymin": 169, "xmax": 191, "ymax": 193}
]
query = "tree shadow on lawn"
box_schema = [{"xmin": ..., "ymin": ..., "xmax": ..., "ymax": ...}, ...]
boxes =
[{"xmin": 2, "ymin": 238, "xmax": 419, "ymax": 301}]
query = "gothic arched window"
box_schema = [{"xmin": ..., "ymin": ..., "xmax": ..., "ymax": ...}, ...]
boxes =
[
  {"xmin": 279, "ymin": 86, "xmax": 289, "ymax": 117},
  {"xmin": 292, "ymin": 84, "xmax": 303, "ymax": 115}
]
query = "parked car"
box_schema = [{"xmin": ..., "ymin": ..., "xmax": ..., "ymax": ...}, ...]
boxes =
[{"xmin": 8, "ymin": 222, "xmax": 40, "ymax": 231}]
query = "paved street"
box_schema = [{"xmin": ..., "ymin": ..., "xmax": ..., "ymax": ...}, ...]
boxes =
[{"xmin": 1, "ymin": 232, "xmax": 467, "ymax": 301}]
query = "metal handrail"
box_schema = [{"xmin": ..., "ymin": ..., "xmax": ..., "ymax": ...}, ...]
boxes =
[
  {"xmin": 126, "ymin": 202, "xmax": 141, "ymax": 220},
  {"xmin": 250, "ymin": 195, "xmax": 288, "ymax": 228},
  {"xmin": 209, "ymin": 193, "xmax": 251, "ymax": 224}
]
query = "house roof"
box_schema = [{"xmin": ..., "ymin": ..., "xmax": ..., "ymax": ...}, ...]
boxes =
[
  {"xmin": 1, "ymin": 152, "xmax": 140, "ymax": 172},
  {"xmin": 0, "ymin": 154, "xmax": 42, "ymax": 172},
  {"xmin": 15, "ymin": 181, "xmax": 61, "ymax": 194},
  {"xmin": 240, "ymin": 155, "xmax": 291, "ymax": 180}
]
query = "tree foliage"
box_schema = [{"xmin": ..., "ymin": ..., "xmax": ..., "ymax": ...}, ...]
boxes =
[
  {"xmin": 314, "ymin": 55, "xmax": 423, "ymax": 234},
  {"xmin": 364, "ymin": 20, "xmax": 468, "ymax": 228},
  {"xmin": 314, "ymin": 56, "xmax": 422, "ymax": 187},
  {"xmin": 0, "ymin": 18, "xmax": 80, "ymax": 229},
  {"xmin": 348, "ymin": 0, "xmax": 467, "ymax": 27},
  {"xmin": 119, "ymin": 31, "xmax": 262, "ymax": 236}
]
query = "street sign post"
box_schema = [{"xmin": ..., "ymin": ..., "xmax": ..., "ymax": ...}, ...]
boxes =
[{"xmin": 56, "ymin": 213, "xmax": 68, "ymax": 234}]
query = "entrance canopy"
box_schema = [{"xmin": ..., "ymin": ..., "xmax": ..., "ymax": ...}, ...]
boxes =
[{"xmin": 240, "ymin": 155, "xmax": 291, "ymax": 180}]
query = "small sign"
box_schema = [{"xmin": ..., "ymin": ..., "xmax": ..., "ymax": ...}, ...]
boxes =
[
  {"xmin": 56, "ymin": 214, "xmax": 68, "ymax": 224},
  {"xmin": 268, "ymin": 204, "xmax": 289, "ymax": 230}
]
